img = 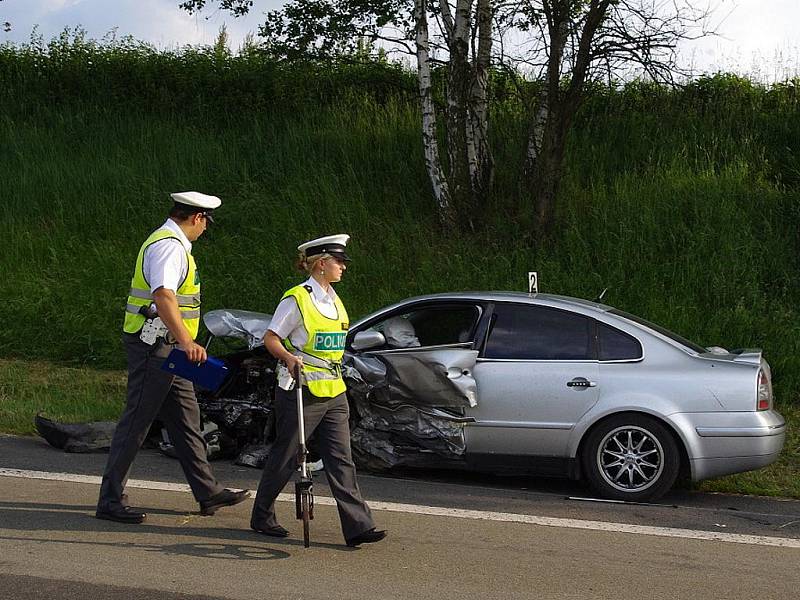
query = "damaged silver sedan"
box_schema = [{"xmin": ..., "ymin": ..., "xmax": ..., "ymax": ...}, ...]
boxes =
[{"xmin": 198, "ymin": 292, "xmax": 786, "ymax": 502}]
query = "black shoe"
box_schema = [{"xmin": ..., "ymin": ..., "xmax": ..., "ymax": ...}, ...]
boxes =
[
  {"xmin": 199, "ymin": 489, "xmax": 251, "ymax": 515},
  {"xmin": 250, "ymin": 523, "xmax": 290, "ymax": 538},
  {"xmin": 96, "ymin": 506, "xmax": 146, "ymax": 524},
  {"xmin": 346, "ymin": 528, "xmax": 387, "ymax": 547}
]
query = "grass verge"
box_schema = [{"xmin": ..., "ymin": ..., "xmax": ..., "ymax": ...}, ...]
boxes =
[{"xmin": 0, "ymin": 359, "xmax": 126, "ymax": 434}]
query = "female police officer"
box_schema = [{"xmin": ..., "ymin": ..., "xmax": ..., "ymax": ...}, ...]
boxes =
[{"xmin": 249, "ymin": 234, "xmax": 386, "ymax": 547}]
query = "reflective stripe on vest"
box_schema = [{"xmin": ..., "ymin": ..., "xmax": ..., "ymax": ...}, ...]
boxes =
[
  {"xmin": 122, "ymin": 228, "xmax": 202, "ymax": 339},
  {"xmin": 282, "ymin": 284, "xmax": 349, "ymax": 398},
  {"xmin": 127, "ymin": 287, "xmax": 201, "ymax": 305}
]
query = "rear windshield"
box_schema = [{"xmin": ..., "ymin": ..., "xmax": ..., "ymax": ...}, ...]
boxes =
[{"xmin": 608, "ymin": 309, "xmax": 706, "ymax": 354}]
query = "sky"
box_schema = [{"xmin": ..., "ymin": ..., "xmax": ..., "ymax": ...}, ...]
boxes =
[{"xmin": 2, "ymin": 0, "xmax": 799, "ymax": 82}]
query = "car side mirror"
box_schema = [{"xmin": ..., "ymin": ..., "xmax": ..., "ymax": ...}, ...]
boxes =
[{"xmin": 351, "ymin": 330, "xmax": 386, "ymax": 351}]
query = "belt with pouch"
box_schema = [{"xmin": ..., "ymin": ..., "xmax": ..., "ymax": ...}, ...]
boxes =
[{"xmin": 293, "ymin": 351, "xmax": 343, "ymax": 381}]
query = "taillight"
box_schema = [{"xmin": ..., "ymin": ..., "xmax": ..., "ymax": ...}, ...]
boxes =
[{"xmin": 757, "ymin": 369, "xmax": 772, "ymax": 411}]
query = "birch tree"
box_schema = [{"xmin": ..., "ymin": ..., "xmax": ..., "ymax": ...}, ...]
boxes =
[
  {"xmin": 181, "ymin": 0, "xmax": 493, "ymax": 230},
  {"xmin": 179, "ymin": 0, "xmax": 710, "ymax": 232}
]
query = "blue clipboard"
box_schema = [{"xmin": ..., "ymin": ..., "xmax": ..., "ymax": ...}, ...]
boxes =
[{"xmin": 161, "ymin": 348, "xmax": 230, "ymax": 392}]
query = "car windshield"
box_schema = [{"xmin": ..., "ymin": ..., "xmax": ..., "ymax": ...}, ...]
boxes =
[{"xmin": 608, "ymin": 309, "xmax": 706, "ymax": 354}]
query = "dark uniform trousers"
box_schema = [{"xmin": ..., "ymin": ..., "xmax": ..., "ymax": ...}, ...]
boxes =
[
  {"xmin": 251, "ymin": 386, "xmax": 375, "ymax": 540},
  {"xmin": 97, "ymin": 333, "xmax": 223, "ymax": 511}
]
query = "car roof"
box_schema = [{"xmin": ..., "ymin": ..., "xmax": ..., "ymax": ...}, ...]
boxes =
[
  {"xmin": 356, "ymin": 292, "xmax": 614, "ymax": 321},
  {"xmin": 390, "ymin": 291, "xmax": 612, "ymax": 311}
]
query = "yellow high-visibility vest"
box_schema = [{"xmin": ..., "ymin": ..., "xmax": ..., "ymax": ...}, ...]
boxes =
[
  {"xmin": 122, "ymin": 228, "xmax": 201, "ymax": 339},
  {"xmin": 282, "ymin": 284, "xmax": 349, "ymax": 398}
]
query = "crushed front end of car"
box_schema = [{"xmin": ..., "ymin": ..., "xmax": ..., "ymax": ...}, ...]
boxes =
[{"xmin": 196, "ymin": 309, "xmax": 477, "ymax": 471}]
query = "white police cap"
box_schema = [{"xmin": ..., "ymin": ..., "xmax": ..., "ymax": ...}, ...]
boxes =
[
  {"xmin": 170, "ymin": 191, "xmax": 222, "ymax": 210},
  {"xmin": 298, "ymin": 234, "xmax": 351, "ymax": 261}
]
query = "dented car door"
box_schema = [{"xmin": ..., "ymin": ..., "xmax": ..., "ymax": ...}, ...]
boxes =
[{"xmin": 367, "ymin": 348, "xmax": 479, "ymax": 408}]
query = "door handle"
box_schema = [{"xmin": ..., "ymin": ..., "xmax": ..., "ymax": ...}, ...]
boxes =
[{"xmin": 567, "ymin": 377, "xmax": 597, "ymax": 388}]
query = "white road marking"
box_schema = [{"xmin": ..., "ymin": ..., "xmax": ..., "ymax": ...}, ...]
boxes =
[{"xmin": 2, "ymin": 468, "xmax": 799, "ymax": 549}]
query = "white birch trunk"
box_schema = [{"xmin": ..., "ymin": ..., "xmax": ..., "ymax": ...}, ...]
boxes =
[
  {"xmin": 415, "ymin": 0, "xmax": 452, "ymax": 223},
  {"xmin": 526, "ymin": 83, "xmax": 549, "ymax": 170},
  {"xmin": 454, "ymin": 0, "xmax": 473, "ymax": 41}
]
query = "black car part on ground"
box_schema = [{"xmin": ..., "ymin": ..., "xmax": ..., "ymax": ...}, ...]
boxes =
[
  {"xmin": 34, "ymin": 414, "xmax": 118, "ymax": 453},
  {"xmin": 34, "ymin": 413, "xmax": 166, "ymax": 453}
]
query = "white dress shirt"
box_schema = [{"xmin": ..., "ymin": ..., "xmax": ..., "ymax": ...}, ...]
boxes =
[{"xmin": 142, "ymin": 219, "xmax": 191, "ymax": 293}]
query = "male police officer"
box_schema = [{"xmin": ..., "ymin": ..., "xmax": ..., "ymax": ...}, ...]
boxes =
[{"xmin": 96, "ymin": 191, "xmax": 249, "ymax": 524}]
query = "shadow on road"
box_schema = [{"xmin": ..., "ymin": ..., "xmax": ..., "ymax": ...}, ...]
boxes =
[
  {"xmin": 0, "ymin": 502, "xmax": 352, "ymax": 556},
  {"xmin": 0, "ymin": 533, "xmax": 291, "ymax": 560}
]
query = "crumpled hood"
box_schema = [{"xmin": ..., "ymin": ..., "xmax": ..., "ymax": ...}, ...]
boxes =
[{"xmin": 204, "ymin": 309, "xmax": 273, "ymax": 349}]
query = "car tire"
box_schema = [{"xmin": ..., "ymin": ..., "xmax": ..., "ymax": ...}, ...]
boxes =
[{"xmin": 582, "ymin": 414, "xmax": 680, "ymax": 502}]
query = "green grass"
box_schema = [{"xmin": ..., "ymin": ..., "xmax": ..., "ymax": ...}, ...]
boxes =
[
  {"xmin": 0, "ymin": 360, "xmax": 127, "ymax": 434},
  {"xmin": 0, "ymin": 38, "xmax": 798, "ymax": 496},
  {"xmin": 2, "ymin": 102, "xmax": 798, "ymax": 381}
]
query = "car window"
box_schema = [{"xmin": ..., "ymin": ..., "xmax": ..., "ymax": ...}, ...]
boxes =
[
  {"xmin": 608, "ymin": 308, "xmax": 705, "ymax": 353},
  {"xmin": 484, "ymin": 303, "xmax": 594, "ymax": 360},
  {"xmin": 598, "ymin": 322, "xmax": 642, "ymax": 361},
  {"xmin": 372, "ymin": 305, "xmax": 480, "ymax": 348}
]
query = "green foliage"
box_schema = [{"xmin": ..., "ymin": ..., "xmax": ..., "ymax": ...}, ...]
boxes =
[
  {"xmin": 0, "ymin": 37, "xmax": 798, "ymax": 407},
  {"xmin": 180, "ymin": 0, "xmax": 254, "ymax": 18},
  {"xmin": 0, "ymin": 27, "xmax": 417, "ymax": 114},
  {"xmin": 0, "ymin": 35, "xmax": 799, "ymax": 496},
  {"xmin": 257, "ymin": 0, "xmax": 411, "ymax": 60},
  {"xmin": 212, "ymin": 24, "xmax": 232, "ymax": 62}
]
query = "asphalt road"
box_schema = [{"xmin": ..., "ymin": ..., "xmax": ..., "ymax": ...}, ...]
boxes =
[{"xmin": 1, "ymin": 434, "xmax": 799, "ymax": 599}]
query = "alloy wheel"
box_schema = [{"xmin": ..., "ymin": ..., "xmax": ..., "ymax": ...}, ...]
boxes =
[{"xmin": 595, "ymin": 425, "xmax": 665, "ymax": 493}]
